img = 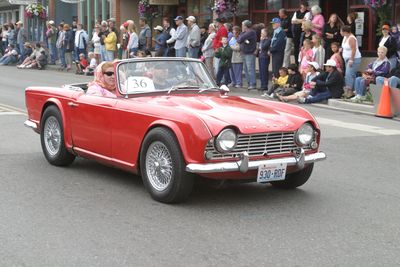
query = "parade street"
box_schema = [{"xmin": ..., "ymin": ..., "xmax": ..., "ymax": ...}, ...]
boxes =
[{"xmin": 1, "ymin": 66, "xmax": 399, "ymax": 266}]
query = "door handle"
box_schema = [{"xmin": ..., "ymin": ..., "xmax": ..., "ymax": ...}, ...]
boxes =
[{"xmin": 68, "ymin": 102, "xmax": 79, "ymax": 107}]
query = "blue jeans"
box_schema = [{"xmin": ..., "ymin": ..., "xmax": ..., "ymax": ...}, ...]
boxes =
[
  {"xmin": 188, "ymin": 47, "xmax": 199, "ymax": 58},
  {"xmin": 242, "ymin": 54, "xmax": 256, "ymax": 87},
  {"xmin": 100, "ymin": 45, "xmax": 106, "ymax": 62},
  {"xmin": 0, "ymin": 55, "xmax": 16, "ymax": 65},
  {"xmin": 344, "ymin": 57, "xmax": 362, "ymax": 89},
  {"xmin": 105, "ymin": 50, "xmax": 114, "ymax": 61},
  {"xmin": 49, "ymin": 43, "xmax": 57, "ymax": 64},
  {"xmin": 175, "ymin": 47, "xmax": 187, "ymax": 57},
  {"xmin": 388, "ymin": 56, "xmax": 398, "ymax": 71},
  {"xmin": 216, "ymin": 66, "xmax": 231, "ymax": 85},
  {"xmin": 376, "ymin": 76, "xmax": 400, "ymax": 89},
  {"xmin": 259, "ymin": 57, "xmax": 270, "ymax": 90},
  {"xmin": 305, "ymin": 89, "xmax": 332, "ymax": 103},
  {"xmin": 354, "ymin": 76, "xmax": 367, "ymax": 96},
  {"xmin": 231, "ymin": 63, "xmax": 243, "ymax": 86},
  {"xmin": 58, "ymin": 47, "xmax": 66, "ymax": 67}
]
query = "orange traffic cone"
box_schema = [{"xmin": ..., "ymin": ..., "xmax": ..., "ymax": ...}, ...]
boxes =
[{"xmin": 375, "ymin": 79, "xmax": 393, "ymax": 118}]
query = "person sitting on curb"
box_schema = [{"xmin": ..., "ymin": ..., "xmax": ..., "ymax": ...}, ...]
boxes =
[
  {"xmin": 278, "ymin": 61, "xmax": 320, "ymax": 102},
  {"xmin": 75, "ymin": 53, "xmax": 88, "ymax": 74},
  {"xmin": 262, "ymin": 67, "xmax": 288, "ymax": 98},
  {"xmin": 275, "ymin": 64, "xmax": 303, "ymax": 98},
  {"xmin": 375, "ymin": 61, "xmax": 400, "ymax": 89},
  {"xmin": 17, "ymin": 43, "xmax": 45, "ymax": 69},
  {"xmin": 350, "ymin": 46, "xmax": 391, "ymax": 101},
  {"xmin": 0, "ymin": 44, "xmax": 19, "ymax": 65},
  {"xmin": 18, "ymin": 42, "xmax": 33, "ymax": 64},
  {"xmin": 299, "ymin": 59, "xmax": 344, "ymax": 103}
]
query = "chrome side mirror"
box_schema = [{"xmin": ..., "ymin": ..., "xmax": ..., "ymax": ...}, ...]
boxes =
[{"xmin": 219, "ymin": 84, "xmax": 230, "ymax": 95}]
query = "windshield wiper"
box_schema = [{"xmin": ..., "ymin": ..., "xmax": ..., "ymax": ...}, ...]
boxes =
[
  {"xmin": 198, "ymin": 87, "xmax": 220, "ymax": 93},
  {"xmin": 167, "ymin": 85, "xmax": 200, "ymax": 94}
]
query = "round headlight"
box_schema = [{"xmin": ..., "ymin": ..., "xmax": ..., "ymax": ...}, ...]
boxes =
[
  {"xmin": 295, "ymin": 123, "xmax": 315, "ymax": 146},
  {"xmin": 215, "ymin": 129, "xmax": 237, "ymax": 153}
]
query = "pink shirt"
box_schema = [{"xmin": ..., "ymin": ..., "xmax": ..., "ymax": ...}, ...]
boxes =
[
  {"xmin": 299, "ymin": 48, "xmax": 314, "ymax": 72},
  {"xmin": 312, "ymin": 14, "xmax": 325, "ymax": 37},
  {"xmin": 86, "ymin": 83, "xmax": 117, "ymax": 98}
]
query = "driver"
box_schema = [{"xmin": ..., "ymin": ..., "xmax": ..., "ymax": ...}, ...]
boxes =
[{"xmin": 152, "ymin": 63, "xmax": 173, "ymax": 90}]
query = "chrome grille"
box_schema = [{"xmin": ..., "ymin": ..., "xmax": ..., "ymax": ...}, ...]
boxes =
[{"xmin": 206, "ymin": 132, "xmax": 307, "ymax": 159}]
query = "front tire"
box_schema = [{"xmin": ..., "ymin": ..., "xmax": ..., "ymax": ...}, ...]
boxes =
[
  {"xmin": 271, "ymin": 163, "xmax": 314, "ymax": 189},
  {"xmin": 40, "ymin": 105, "xmax": 75, "ymax": 166},
  {"xmin": 140, "ymin": 127, "xmax": 194, "ymax": 203}
]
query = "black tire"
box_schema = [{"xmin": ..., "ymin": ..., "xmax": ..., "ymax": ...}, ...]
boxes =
[
  {"xmin": 40, "ymin": 105, "xmax": 75, "ymax": 166},
  {"xmin": 140, "ymin": 127, "xmax": 194, "ymax": 203},
  {"xmin": 271, "ymin": 163, "xmax": 314, "ymax": 189}
]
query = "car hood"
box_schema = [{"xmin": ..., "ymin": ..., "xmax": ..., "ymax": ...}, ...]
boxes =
[{"xmin": 132, "ymin": 94, "xmax": 314, "ymax": 136}]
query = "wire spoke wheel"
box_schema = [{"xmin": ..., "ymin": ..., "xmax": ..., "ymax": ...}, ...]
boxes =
[
  {"xmin": 44, "ymin": 116, "xmax": 61, "ymax": 156},
  {"xmin": 145, "ymin": 141, "xmax": 173, "ymax": 192}
]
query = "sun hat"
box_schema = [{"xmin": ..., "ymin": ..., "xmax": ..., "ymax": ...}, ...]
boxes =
[
  {"xmin": 323, "ymin": 59, "xmax": 337, "ymax": 67},
  {"xmin": 307, "ymin": 61, "xmax": 320, "ymax": 70}
]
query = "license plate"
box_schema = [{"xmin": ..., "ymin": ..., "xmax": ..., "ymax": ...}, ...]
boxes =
[{"xmin": 257, "ymin": 163, "xmax": 287, "ymax": 183}]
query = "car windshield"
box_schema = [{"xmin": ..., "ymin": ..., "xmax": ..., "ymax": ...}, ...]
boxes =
[{"xmin": 117, "ymin": 59, "xmax": 217, "ymax": 94}]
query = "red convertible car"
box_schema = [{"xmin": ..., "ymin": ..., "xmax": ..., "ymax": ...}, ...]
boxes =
[{"xmin": 25, "ymin": 58, "xmax": 326, "ymax": 203}]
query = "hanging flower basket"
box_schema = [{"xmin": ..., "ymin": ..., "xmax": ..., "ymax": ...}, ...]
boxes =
[
  {"xmin": 364, "ymin": 0, "xmax": 386, "ymax": 9},
  {"xmin": 25, "ymin": 3, "xmax": 47, "ymax": 20},
  {"xmin": 212, "ymin": 0, "xmax": 238, "ymax": 20},
  {"xmin": 138, "ymin": 0, "xmax": 159, "ymax": 21}
]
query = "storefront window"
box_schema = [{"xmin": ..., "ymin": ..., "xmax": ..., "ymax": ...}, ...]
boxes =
[
  {"xmin": 253, "ymin": 0, "xmax": 266, "ymax": 10},
  {"xmin": 187, "ymin": 0, "xmax": 212, "ymax": 26},
  {"xmin": 267, "ymin": 0, "xmax": 281, "ymax": 10},
  {"xmin": 235, "ymin": 0, "xmax": 249, "ymax": 25}
]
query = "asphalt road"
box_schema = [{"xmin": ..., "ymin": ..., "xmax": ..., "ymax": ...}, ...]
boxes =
[{"xmin": 1, "ymin": 66, "xmax": 400, "ymax": 266}]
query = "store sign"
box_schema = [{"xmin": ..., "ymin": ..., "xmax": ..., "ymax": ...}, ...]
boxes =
[
  {"xmin": 8, "ymin": 0, "xmax": 34, "ymax": 4},
  {"xmin": 149, "ymin": 0, "xmax": 178, "ymax": 5}
]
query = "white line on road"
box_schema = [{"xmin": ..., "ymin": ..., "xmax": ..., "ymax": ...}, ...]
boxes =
[
  {"xmin": 316, "ymin": 117, "xmax": 400, "ymax": 136},
  {"xmin": 0, "ymin": 103, "xmax": 27, "ymax": 116}
]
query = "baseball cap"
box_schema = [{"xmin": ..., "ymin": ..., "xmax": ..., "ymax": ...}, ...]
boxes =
[
  {"xmin": 307, "ymin": 61, "xmax": 320, "ymax": 70},
  {"xmin": 186, "ymin": 16, "xmax": 196, "ymax": 22},
  {"xmin": 270, "ymin": 17, "xmax": 281, "ymax": 24},
  {"xmin": 324, "ymin": 59, "xmax": 337, "ymax": 67},
  {"xmin": 153, "ymin": 25, "xmax": 163, "ymax": 31},
  {"xmin": 174, "ymin": 16, "xmax": 183, "ymax": 21}
]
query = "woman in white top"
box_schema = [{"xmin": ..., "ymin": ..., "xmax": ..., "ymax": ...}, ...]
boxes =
[
  {"xmin": 91, "ymin": 24, "xmax": 101, "ymax": 64},
  {"xmin": 379, "ymin": 24, "xmax": 398, "ymax": 70},
  {"xmin": 127, "ymin": 20, "xmax": 139, "ymax": 57},
  {"xmin": 341, "ymin": 25, "xmax": 361, "ymax": 94}
]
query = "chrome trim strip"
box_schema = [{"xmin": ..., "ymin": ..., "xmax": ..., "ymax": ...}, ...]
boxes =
[
  {"xmin": 186, "ymin": 151, "xmax": 327, "ymax": 174},
  {"xmin": 24, "ymin": 120, "xmax": 38, "ymax": 130}
]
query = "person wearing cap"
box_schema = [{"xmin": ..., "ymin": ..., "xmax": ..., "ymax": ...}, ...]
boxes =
[
  {"xmin": 46, "ymin": 21, "xmax": 58, "ymax": 64},
  {"xmin": 299, "ymin": 58, "xmax": 344, "ymax": 103},
  {"xmin": 153, "ymin": 25, "xmax": 167, "ymax": 57},
  {"xmin": 139, "ymin": 17, "xmax": 152, "ymax": 52},
  {"xmin": 166, "ymin": 16, "xmax": 188, "ymax": 57},
  {"xmin": 277, "ymin": 61, "xmax": 320, "ymax": 102},
  {"xmin": 186, "ymin": 16, "xmax": 201, "ymax": 58},
  {"xmin": 16, "ymin": 21, "xmax": 27, "ymax": 59},
  {"xmin": 379, "ymin": 24, "xmax": 398, "ymax": 71},
  {"xmin": 237, "ymin": 20, "xmax": 257, "ymax": 89},
  {"xmin": 269, "ymin": 17, "xmax": 286, "ymax": 78}
]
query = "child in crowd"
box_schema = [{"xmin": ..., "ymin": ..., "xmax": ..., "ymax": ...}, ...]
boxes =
[
  {"xmin": 83, "ymin": 52, "xmax": 97, "ymax": 76},
  {"xmin": 262, "ymin": 67, "xmax": 289, "ymax": 98},
  {"xmin": 75, "ymin": 53, "xmax": 88, "ymax": 74},
  {"xmin": 153, "ymin": 25, "xmax": 167, "ymax": 57},
  {"xmin": 258, "ymin": 28, "xmax": 271, "ymax": 92},
  {"xmin": 298, "ymin": 39, "xmax": 314, "ymax": 79},
  {"xmin": 275, "ymin": 64, "xmax": 303, "ymax": 98},
  {"xmin": 214, "ymin": 36, "xmax": 232, "ymax": 86},
  {"xmin": 278, "ymin": 62, "xmax": 320, "ymax": 102},
  {"xmin": 312, "ymin": 34, "xmax": 325, "ymax": 68},
  {"xmin": 329, "ymin": 42, "xmax": 344, "ymax": 73}
]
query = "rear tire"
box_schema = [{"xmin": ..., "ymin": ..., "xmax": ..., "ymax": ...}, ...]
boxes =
[
  {"xmin": 140, "ymin": 127, "xmax": 194, "ymax": 203},
  {"xmin": 271, "ymin": 163, "xmax": 314, "ymax": 189},
  {"xmin": 40, "ymin": 105, "xmax": 75, "ymax": 166}
]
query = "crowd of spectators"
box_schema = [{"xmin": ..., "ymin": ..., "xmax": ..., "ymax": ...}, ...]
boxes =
[{"xmin": 1, "ymin": 0, "xmax": 400, "ymax": 103}]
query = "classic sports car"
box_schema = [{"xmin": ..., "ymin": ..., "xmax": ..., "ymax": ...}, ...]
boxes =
[{"xmin": 25, "ymin": 58, "xmax": 326, "ymax": 203}]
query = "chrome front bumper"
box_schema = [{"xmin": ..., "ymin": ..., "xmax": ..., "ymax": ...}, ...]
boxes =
[
  {"xmin": 24, "ymin": 120, "xmax": 38, "ymax": 130},
  {"xmin": 186, "ymin": 149, "xmax": 327, "ymax": 174}
]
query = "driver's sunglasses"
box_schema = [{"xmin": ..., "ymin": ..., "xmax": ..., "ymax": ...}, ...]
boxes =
[{"xmin": 103, "ymin": 71, "xmax": 114, "ymax": 76}]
